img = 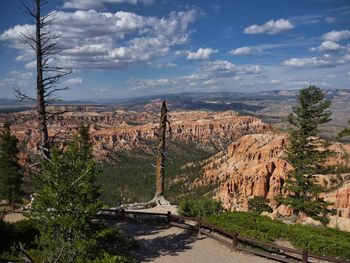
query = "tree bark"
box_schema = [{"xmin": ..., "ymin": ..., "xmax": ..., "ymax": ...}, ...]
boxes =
[
  {"xmin": 155, "ymin": 100, "xmax": 167, "ymax": 197},
  {"xmin": 35, "ymin": 0, "xmax": 50, "ymax": 158}
]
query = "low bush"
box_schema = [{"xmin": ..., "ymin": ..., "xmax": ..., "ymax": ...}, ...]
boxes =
[
  {"xmin": 248, "ymin": 196, "xmax": 273, "ymax": 214},
  {"xmin": 0, "ymin": 219, "xmax": 39, "ymax": 260},
  {"xmin": 208, "ymin": 211, "xmax": 350, "ymax": 260},
  {"xmin": 178, "ymin": 197, "xmax": 222, "ymax": 219}
]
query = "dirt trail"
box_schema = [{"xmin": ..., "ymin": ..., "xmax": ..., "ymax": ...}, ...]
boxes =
[{"xmin": 110, "ymin": 220, "xmax": 276, "ymax": 263}]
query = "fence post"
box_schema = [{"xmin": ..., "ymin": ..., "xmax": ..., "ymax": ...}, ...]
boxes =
[
  {"xmin": 197, "ymin": 222, "xmax": 201, "ymax": 237},
  {"xmin": 121, "ymin": 208, "xmax": 125, "ymax": 219},
  {"xmin": 167, "ymin": 211, "xmax": 171, "ymax": 225},
  {"xmin": 302, "ymin": 249, "xmax": 308, "ymax": 263},
  {"xmin": 232, "ymin": 233, "xmax": 238, "ymax": 251}
]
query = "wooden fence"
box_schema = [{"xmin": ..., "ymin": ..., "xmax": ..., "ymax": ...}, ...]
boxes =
[{"xmin": 99, "ymin": 208, "xmax": 350, "ymax": 263}]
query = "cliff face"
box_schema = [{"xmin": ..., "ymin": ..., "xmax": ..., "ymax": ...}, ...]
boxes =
[
  {"xmin": 198, "ymin": 133, "xmax": 350, "ymax": 220},
  {"xmin": 2, "ymin": 109, "xmax": 273, "ymax": 161}
]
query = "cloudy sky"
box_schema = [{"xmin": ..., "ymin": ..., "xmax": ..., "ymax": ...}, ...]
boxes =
[{"xmin": 0, "ymin": 0, "xmax": 350, "ymax": 100}]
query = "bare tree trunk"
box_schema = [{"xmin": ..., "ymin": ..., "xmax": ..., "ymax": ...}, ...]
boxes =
[
  {"xmin": 155, "ymin": 100, "xmax": 167, "ymax": 198},
  {"xmin": 35, "ymin": 0, "xmax": 49, "ymax": 158},
  {"xmin": 120, "ymin": 100, "xmax": 171, "ymax": 209},
  {"xmin": 16, "ymin": 0, "xmax": 72, "ymax": 159}
]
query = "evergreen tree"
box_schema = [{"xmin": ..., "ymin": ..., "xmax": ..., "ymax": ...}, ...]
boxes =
[
  {"xmin": 248, "ymin": 196, "xmax": 273, "ymax": 214},
  {"xmin": 337, "ymin": 120, "xmax": 350, "ymax": 138},
  {"xmin": 279, "ymin": 86, "xmax": 335, "ymax": 224},
  {"xmin": 31, "ymin": 127, "xmax": 103, "ymax": 262},
  {"xmin": 0, "ymin": 121, "xmax": 23, "ymax": 208}
]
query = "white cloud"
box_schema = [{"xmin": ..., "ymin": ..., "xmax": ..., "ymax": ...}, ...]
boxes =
[
  {"xmin": 322, "ymin": 30, "xmax": 350, "ymax": 42},
  {"xmin": 0, "ymin": 9, "xmax": 198, "ymax": 70},
  {"xmin": 316, "ymin": 41, "xmax": 343, "ymax": 52},
  {"xmin": 65, "ymin": 78, "xmax": 83, "ymax": 85},
  {"xmin": 131, "ymin": 60, "xmax": 263, "ymax": 91},
  {"xmin": 282, "ymin": 56, "xmax": 333, "ymax": 67},
  {"xmin": 339, "ymin": 53, "xmax": 350, "ymax": 63},
  {"xmin": 244, "ymin": 19, "xmax": 294, "ymax": 35},
  {"xmin": 63, "ymin": 0, "xmax": 154, "ymax": 9},
  {"xmin": 230, "ymin": 46, "xmax": 253, "ymax": 55},
  {"xmin": 187, "ymin": 48, "xmax": 218, "ymax": 60}
]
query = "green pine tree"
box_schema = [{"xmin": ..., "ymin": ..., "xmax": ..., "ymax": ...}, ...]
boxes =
[
  {"xmin": 0, "ymin": 121, "xmax": 23, "ymax": 208},
  {"xmin": 31, "ymin": 127, "xmax": 103, "ymax": 262},
  {"xmin": 337, "ymin": 120, "xmax": 350, "ymax": 138},
  {"xmin": 279, "ymin": 86, "xmax": 335, "ymax": 224}
]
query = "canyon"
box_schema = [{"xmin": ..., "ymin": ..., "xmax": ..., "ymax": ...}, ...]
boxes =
[
  {"xmin": 197, "ymin": 132, "xmax": 350, "ymax": 229},
  {"xmin": 1, "ymin": 104, "xmax": 272, "ymax": 162},
  {"xmin": 1, "ymin": 101, "xmax": 350, "ymax": 229}
]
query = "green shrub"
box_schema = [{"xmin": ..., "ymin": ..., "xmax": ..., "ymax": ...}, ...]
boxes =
[
  {"xmin": 208, "ymin": 211, "xmax": 350, "ymax": 259},
  {"xmin": 178, "ymin": 197, "xmax": 222, "ymax": 219},
  {"xmin": 0, "ymin": 219, "xmax": 39, "ymax": 260},
  {"xmin": 90, "ymin": 252, "xmax": 135, "ymax": 263},
  {"xmin": 248, "ymin": 196, "xmax": 273, "ymax": 214},
  {"xmin": 0, "ymin": 220, "xmax": 14, "ymax": 254}
]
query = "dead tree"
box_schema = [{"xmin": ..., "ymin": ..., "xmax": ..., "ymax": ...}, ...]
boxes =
[
  {"xmin": 120, "ymin": 100, "xmax": 171, "ymax": 209},
  {"xmin": 15, "ymin": 0, "xmax": 71, "ymax": 158},
  {"xmin": 155, "ymin": 100, "xmax": 167, "ymax": 199}
]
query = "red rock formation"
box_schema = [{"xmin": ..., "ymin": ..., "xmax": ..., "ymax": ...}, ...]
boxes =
[
  {"xmin": 1, "ymin": 109, "xmax": 273, "ymax": 160},
  {"xmin": 198, "ymin": 133, "xmax": 350, "ymax": 220}
]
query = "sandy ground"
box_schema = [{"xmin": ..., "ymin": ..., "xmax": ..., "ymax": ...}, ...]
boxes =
[
  {"xmin": 3, "ymin": 212, "xmax": 25, "ymax": 223},
  {"xmin": 125, "ymin": 205, "xmax": 179, "ymax": 215},
  {"xmin": 108, "ymin": 217, "xmax": 276, "ymax": 263}
]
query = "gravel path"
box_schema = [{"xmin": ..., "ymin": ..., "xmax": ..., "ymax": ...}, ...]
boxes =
[{"xmin": 110, "ymin": 220, "xmax": 276, "ymax": 263}]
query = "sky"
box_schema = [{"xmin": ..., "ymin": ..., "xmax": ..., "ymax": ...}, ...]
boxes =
[{"xmin": 0, "ymin": 0, "xmax": 350, "ymax": 100}]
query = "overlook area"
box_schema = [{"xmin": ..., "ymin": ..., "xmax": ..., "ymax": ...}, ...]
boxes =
[{"xmin": 1, "ymin": 0, "xmax": 350, "ymax": 262}]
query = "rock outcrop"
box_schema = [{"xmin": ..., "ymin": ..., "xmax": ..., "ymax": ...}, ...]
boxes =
[
  {"xmin": 198, "ymin": 133, "xmax": 350, "ymax": 221},
  {"xmin": 1, "ymin": 108, "xmax": 273, "ymax": 161}
]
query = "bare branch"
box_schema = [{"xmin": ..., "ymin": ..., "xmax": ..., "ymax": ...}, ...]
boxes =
[
  {"xmin": 47, "ymin": 108, "xmax": 69, "ymax": 121},
  {"xmin": 21, "ymin": 0, "xmax": 36, "ymax": 19},
  {"xmin": 49, "ymin": 127, "xmax": 64, "ymax": 144},
  {"xmin": 19, "ymin": 242, "xmax": 36, "ymax": 263},
  {"xmin": 14, "ymin": 88, "xmax": 36, "ymax": 102}
]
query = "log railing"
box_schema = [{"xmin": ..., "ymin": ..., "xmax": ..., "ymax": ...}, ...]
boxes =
[{"xmin": 99, "ymin": 208, "xmax": 349, "ymax": 263}]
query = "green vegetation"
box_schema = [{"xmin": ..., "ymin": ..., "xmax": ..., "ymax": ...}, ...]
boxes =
[
  {"xmin": 0, "ymin": 121, "xmax": 23, "ymax": 207},
  {"xmin": 338, "ymin": 120, "xmax": 350, "ymax": 138},
  {"xmin": 98, "ymin": 140, "xmax": 216, "ymax": 206},
  {"xmin": 178, "ymin": 197, "xmax": 222, "ymax": 219},
  {"xmin": 279, "ymin": 86, "xmax": 335, "ymax": 224},
  {"xmin": 208, "ymin": 211, "xmax": 350, "ymax": 260},
  {"xmin": 248, "ymin": 196, "xmax": 273, "ymax": 214},
  {"xmin": 25, "ymin": 125, "xmax": 134, "ymax": 262},
  {"xmin": 0, "ymin": 219, "xmax": 39, "ymax": 259},
  {"xmin": 30, "ymin": 126, "xmax": 103, "ymax": 261},
  {"xmin": 0, "ymin": 126, "xmax": 135, "ymax": 262}
]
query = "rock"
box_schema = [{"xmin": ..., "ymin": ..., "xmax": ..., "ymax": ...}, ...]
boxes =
[{"xmin": 199, "ymin": 133, "xmax": 350, "ymax": 222}]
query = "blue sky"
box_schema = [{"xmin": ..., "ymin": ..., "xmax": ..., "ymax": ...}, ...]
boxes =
[{"xmin": 0, "ymin": 0, "xmax": 350, "ymax": 100}]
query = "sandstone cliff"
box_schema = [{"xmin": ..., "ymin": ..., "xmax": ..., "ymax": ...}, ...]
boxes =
[
  {"xmin": 2, "ymin": 109, "xmax": 273, "ymax": 161},
  {"xmin": 197, "ymin": 133, "xmax": 350, "ymax": 222}
]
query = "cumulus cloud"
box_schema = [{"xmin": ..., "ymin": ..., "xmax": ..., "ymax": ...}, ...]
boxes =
[
  {"xmin": 244, "ymin": 19, "xmax": 294, "ymax": 35},
  {"xmin": 313, "ymin": 41, "xmax": 343, "ymax": 52},
  {"xmin": 282, "ymin": 55, "xmax": 333, "ymax": 67},
  {"xmin": 131, "ymin": 60, "xmax": 263, "ymax": 90},
  {"xmin": 0, "ymin": 9, "xmax": 198, "ymax": 69},
  {"xmin": 187, "ymin": 48, "xmax": 218, "ymax": 60},
  {"xmin": 323, "ymin": 30, "xmax": 350, "ymax": 42},
  {"xmin": 230, "ymin": 46, "xmax": 253, "ymax": 55},
  {"xmin": 339, "ymin": 53, "xmax": 350, "ymax": 64},
  {"xmin": 63, "ymin": 0, "xmax": 154, "ymax": 10},
  {"xmin": 65, "ymin": 78, "xmax": 83, "ymax": 85}
]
